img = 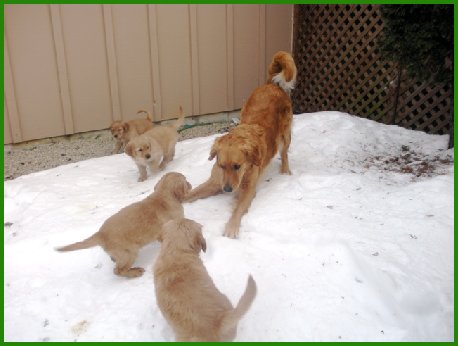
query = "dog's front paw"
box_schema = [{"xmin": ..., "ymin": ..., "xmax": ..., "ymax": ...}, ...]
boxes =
[
  {"xmin": 223, "ymin": 222, "xmax": 240, "ymax": 239},
  {"xmin": 280, "ymin": 167, "xmax": 292, "ymax": 175}
]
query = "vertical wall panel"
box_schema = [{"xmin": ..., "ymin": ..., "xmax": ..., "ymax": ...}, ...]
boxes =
[
  {"xmin": 189, "ymin": 5, "xmax": 200, "ymax": 115},
  {"xmin": 4, "ymin": 4, "xmax": 64, "ymax": 141},
  {"xmin": 226, "ymin": 5, "xmax": 235, "ymax": 111},
  {"xmin": 4, "ymin": 98, "xmax": 12, "ymax": 144},
  {"xmin": 265, "ymin": 5, "xmax": 294, "ymax": 79},
  {"xmin": 60, "ymin": 4, "xmax": 112, "ymax": 132},
  {"xmin": 233, "ymin": 5, "xmax": 261, "ymax": 108},
  {"xmin": 196, "ymin": 5, "xmax": 229, "ymax": 114},
  {"xmin": 4, "ymin": 34, "xmax": 22, "ymax": 143},
  {"xmin": 50, "ymin": 4, "xmax": 74, "ymax": 134},
  {"xmin": 156, "ymin": 5, "xmax": 193, "ymax": 119},
  {"xmin": 102, "ymin": 5, "xmax": 122, "ymax": 122},
  {"xmin": 111, "ymin": 5, "xmax": 155, "ymax": 121}
]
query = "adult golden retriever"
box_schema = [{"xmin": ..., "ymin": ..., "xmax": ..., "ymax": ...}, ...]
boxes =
[{"xmin": 185, "ymin": 51, "xmax": 297, "ymax": 238}]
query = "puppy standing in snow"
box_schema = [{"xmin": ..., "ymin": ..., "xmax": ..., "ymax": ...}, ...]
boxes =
[
  {"xmin": 185, "ymin": 51, "xmax": 297, "ymax": 238},
  {"xmin": 56, "ymin": 172, "xmax": 192, "ymax": 278},
  {"xmin": 154, "ymin": 218, "xmax": 257, "ymax": 341},
  {"xmin": 125, "ymin": 107, "xmax": 185, "ymax": 182},
  {"xmin": 110, "ymin": 110, "xmax": 153, "ymax": 154}
]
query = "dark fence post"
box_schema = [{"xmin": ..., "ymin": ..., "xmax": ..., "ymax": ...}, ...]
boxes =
[
  {"xmin": 449, "ymin": 83, "xmax": 454, "ymax": 148},
  {"xmin": 391, "ymin": 64, "xmax": 402, "ymax": 125}
]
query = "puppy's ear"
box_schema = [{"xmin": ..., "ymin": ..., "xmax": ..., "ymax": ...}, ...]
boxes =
[
  {"xmin": 208, "ymin": 139, "xmax": 220, "ymax": 161},
  {"xmin": 191, "ymin": 228, "xmax": 206, "ymax": 253},
  {"xmin": 125, "ymin": 142, "xmax": 134, "ymax": 157},
  {"xmin": 174, "ymin": 178, "xmax": 191, "ymax": 201},
  {"xmin": 154, "ymin": 174, "xmax": 167, "ymax": 192}
]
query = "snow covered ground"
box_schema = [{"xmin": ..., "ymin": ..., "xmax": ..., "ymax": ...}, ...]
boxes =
[{"xmin": 4, "ymin": 112, "xmax": 454, "ymax": 341}]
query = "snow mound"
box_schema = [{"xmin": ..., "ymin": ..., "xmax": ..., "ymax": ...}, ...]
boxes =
[{"xmin": 4, "ymin": 112, "xmax": 453, "ymax": 341}]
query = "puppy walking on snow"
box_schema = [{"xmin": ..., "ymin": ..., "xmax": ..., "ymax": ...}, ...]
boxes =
[
  {"xmin": 154, "ymin": 218, "xmax": 257, "ymax": 341},
  {"xmin": 185, "ymin": 51, "xmax": 297, "ymax": 238},
  {"xmin": 56, "ymin": 172, "xmax": 192, "ymax": 278},
  {"xmin": 126, "ymin": 107, "xmax": 185, "ymax": 182},
  {"xmin": 110, "ymin": 110, "xmax": 153, "ymax": 154}
]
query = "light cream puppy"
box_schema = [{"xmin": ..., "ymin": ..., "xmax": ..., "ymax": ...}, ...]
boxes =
[
  {"xmin": 125, "ymin": 107, "xmax": 185, "ymax": 182},
  {"xmin": 154, "ymin": 218, "xmax": 257, "ymax": 341},
  {"xmin": 56, "ymin": 172, "xmax": 192, "ymax": 278}
]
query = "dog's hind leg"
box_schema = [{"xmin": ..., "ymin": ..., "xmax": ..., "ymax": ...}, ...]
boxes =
[
  {"xmin": 159, "ymin": 146, "xmax": 175, "ymax": 170},
  {"xmin": 279, "ymin": 127, "xmax": 292, "ymax": 175},
  {"xmin": 110, "ymin": 249, "xmax": 145, "ymax": 278}
]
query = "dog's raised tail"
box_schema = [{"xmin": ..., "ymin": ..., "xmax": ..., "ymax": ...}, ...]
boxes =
[
  {"xmin": 267, "ymin": 51, "xmax": 297, "ymax": 94},
  {"xmin": 56, "ymin": 233, "xmax": 100, "ymax": 252},
  {"xmin": 172, "ymin": 105, "xmax": 185, "ymax": 130},
  {"xmin": 220, "ymin": 275, "xmax": 257, "ymax": 333},
  {"xmin": 137, "ymin": 109, "xmax": 152, "ymax": 121}
]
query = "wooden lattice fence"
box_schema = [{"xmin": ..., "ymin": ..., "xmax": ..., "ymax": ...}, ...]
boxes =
[{"xmin": 292, "ymin": 4, "xmax": 452, "ymax": 136}]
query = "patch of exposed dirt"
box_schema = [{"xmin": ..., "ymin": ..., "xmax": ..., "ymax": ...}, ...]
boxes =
[{"xmin": 362, "ymin": 145, "xmax": 453, "ymax": 179}]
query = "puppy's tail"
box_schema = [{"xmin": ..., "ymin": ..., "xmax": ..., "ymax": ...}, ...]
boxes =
[
  {"xmin": 267, "ymin": 51, "xmax": 297, "ymax": 94},
  {"xmin": 220, "ymin": 275, "xmax": 257, "ymax": 334},
  {"xmin": 137, "ymin": 109, "xmax": 152, "ymax": 121},
  {"xmin": 172, "ymin": 105, "xmax": 185, "ymax": 131},
  {"xmin": 56, "ymin": 233, "xmax": 100, "ymax": 252}
]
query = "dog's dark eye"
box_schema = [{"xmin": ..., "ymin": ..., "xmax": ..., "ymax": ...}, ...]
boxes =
[
  {"xmin": 138, "ymin": 148, "xmax": 143, "ymax": 152},
  {"xmin": 233, "ymin": 164, "xmax": 240, "ymax": 170}
]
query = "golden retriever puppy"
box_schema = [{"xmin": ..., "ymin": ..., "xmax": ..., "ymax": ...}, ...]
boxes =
[
  {"xmin": 56, "ymin": 172, "xmax": 192, "ymax": 278},
  {"xmin": 110, "ymin": 110, "xmax": 153, "ymax": 154},
  {"xmin": 125, "ymin": 107, "xmax": 185, "ymax": 182},
  {"xmin": 185, "ymin": 51, "xmax": 297, "ymax": 238},
  {"xmin": 154, "ymin": 218, "xmax": 257, "ymax": 341}
]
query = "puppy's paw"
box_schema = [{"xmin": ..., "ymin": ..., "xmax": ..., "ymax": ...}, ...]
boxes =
[
  {"xmin": 115, "ymin": 267, "xmax": 145, "ymax": 278},
  {"xmin": 128, "ymin": 267, "xmax": 145, "ymax": 278}
]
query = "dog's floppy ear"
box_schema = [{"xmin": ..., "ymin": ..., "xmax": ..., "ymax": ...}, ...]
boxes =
[
  {"xmin": 125, "ymin": 142, "xmax": 134, "ymax": 157},
  {"xmin": 242, "ymin": 140, "xmax": 262, "ymax": 166},
  {"xmin": 208, "ymin": 139, "xmax": 220, "ymax": 161}
]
